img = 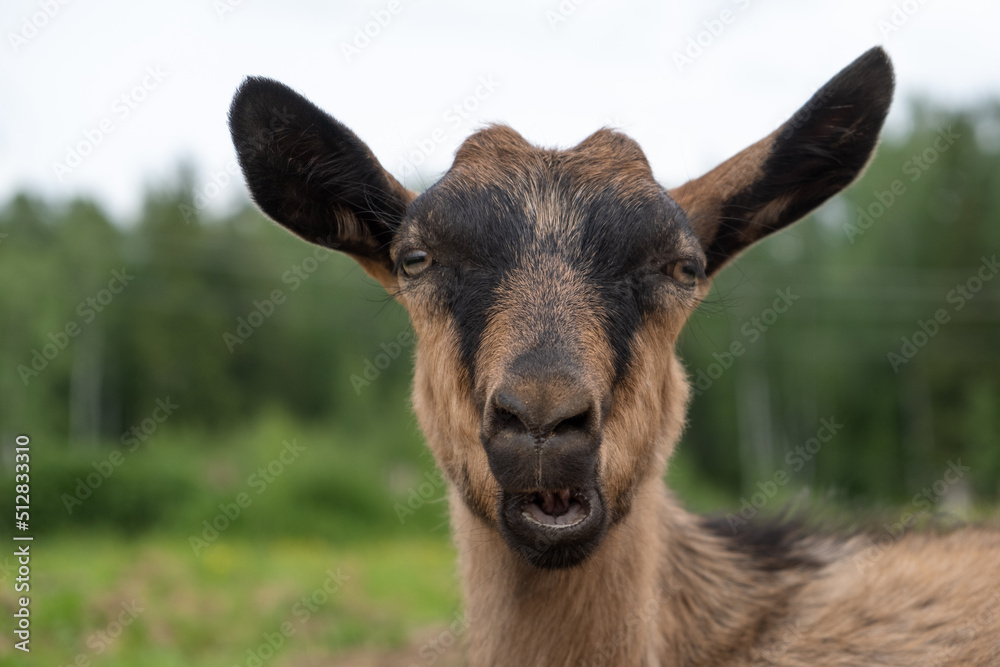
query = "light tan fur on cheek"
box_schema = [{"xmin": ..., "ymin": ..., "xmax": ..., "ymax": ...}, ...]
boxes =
[
  {"xmin": 600, "ymin": 312, "xmax": 691, "ymax": 518},
  {"xmin": 406, "ymin": 303, "xmax": 499, "ymax": 523}
]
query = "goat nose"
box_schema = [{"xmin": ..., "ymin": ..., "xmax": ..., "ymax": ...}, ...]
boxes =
[
  {"xmin": 492, "ymin": 387, "xmax": 594, "ymax": 440},
  {"xmin": 481, "ymin": 356, "xmax": 602, "ymax": 491}
]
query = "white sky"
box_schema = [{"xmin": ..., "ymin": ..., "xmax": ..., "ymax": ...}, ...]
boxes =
[{"xmin": 2, "ymin": 0, "xmax": 998, "ymax": 222}]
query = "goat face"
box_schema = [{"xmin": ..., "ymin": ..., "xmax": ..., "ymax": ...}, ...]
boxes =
[
  {"xmin": 229, "ymin": 47, "xmax": 894, "ymax": 569},
  {"xmin": 395, "ymin": 126, "xmax": 704, "ymax": 567}
]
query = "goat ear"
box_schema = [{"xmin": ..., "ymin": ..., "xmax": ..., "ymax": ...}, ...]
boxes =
[
  {"xmin": 669, "ymin": 47, "xmax": 894, "ymax": 277},
  {"xmin": 229, "ymin": 77, "xmax": 413, "ymax": 287}
]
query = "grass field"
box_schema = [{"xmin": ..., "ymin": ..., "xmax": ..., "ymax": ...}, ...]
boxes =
[{"xmin": 1, "ymin": 534, "xmax": 462, "ymax": 666}]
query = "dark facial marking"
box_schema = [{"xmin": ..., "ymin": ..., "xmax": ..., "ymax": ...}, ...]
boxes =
[{"xmin": 395, "ymin": 126, "xmax": 703, "ymax": 395}]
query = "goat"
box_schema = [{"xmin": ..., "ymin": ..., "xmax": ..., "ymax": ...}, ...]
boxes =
[{"xmin": 229, "ymin": 47, "xmax": 1000, "ymax": 666}]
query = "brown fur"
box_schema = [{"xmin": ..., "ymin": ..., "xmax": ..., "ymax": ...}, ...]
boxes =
[
  {"xmin": 405, "ymin": 247, "xmax": 1000, "ymax": 664},
  {"xmin": 404, "ymin": 65, "xmax": 1000, "ymax": 665},
  {"xmin": 228, "ymin": 48, "xmax": 1000, "ymax": 666}
]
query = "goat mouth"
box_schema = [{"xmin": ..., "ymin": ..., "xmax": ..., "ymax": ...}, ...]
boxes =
[
  {"xmin": 521, "ymin": 489, "xmax": 590, "ymax": 527},
  {"xmin": 498, "ymin": 486, "xmax": 607, "ymax": 569}
]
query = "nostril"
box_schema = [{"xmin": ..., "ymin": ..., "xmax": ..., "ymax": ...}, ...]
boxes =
[
  {"xmin": 495, "ymin": 405, "xmax": 527, "ymax": 434},
  {"xmin": 490, "ymin": 389, "xmax": 595, "ymax": 440},
  {"xmin": 552, "ymin": 408, "xmax": 591, "ymax": 436},
  {"xmin": 492, "ymin": 392, "xmax": 532, "ymax": 436}
]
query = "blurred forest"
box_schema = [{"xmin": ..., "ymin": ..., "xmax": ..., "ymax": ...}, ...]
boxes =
[
  {"xmin": 1, "ymin": 100, "xmax": 1000, "ymax": 665},
  {"xmin": 2, "ymin": 102, "xmax": 1000, "ymax": 535}
]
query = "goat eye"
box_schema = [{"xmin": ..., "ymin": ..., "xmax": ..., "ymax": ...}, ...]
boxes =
[
  {"xmin": 401, "ymin": 251, "xmax": 433, "ymax": 277},
  {"xmin": 663, "ymin": 259, "xmax": 701, "ymax": 287}
]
